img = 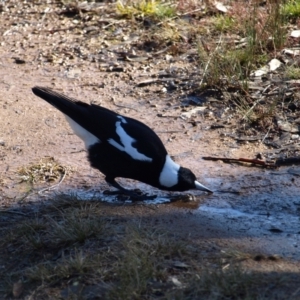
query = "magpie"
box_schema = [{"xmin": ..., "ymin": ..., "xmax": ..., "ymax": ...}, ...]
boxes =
[{"xmin": 32, "ymin": 86, "xmax": 212, "ymax": 194}]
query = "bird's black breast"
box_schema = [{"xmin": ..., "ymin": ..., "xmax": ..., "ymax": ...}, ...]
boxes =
[
  {"xmin": 88, "ymin": 141, "xmax": 165, "ymax": 188},
  {"xmin": 77, "ymin": 108, "xmax": 168, "ymax": 188}
]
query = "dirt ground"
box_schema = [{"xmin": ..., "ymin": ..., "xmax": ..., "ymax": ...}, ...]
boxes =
[{"xmin": 0, "ymin": 1, "xmax": 300, "ymax": 298}]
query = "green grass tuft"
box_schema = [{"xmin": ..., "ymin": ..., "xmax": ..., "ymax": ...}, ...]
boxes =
[
  {"xmin": 281, "ymin": 0, "xmax": 300, "ymax": 21},
  {"xmin": 116, "ymin": 0, "xmax": 177, "ymax": 20},
  {"xmin": 213, "ymin": 15, "xmax": 236, "ymax": 32},
  {"xmin": 285, "ymin": 65, "xmax": 300, "ymax": 79}
]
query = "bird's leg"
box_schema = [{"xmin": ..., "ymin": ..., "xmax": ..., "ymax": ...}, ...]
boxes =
[
  {"xmin": 104, "ymin": 177, "xmax": 156, "ymax": 201},
  {"xmin": 105, "ymin": 177, "xmax": 140, "ymax": 195}
]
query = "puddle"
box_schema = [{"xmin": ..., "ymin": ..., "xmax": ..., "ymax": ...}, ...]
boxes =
[
  {"xmin": 199, "ymin": 204, "xmax": 300, "ymax": 235},
  {"xmin": 193, "ymin": 168, "xmax": 300, "ymax": 260},
  {"xmin": 55, "ymin": 187, "xmax": 208, "ymax": 206},
  {"xmin": 69, "ymin": 188, "xmax": 172, "ymax": 205},
  {"xmin": 42, "ymin": 168, "xmax": 300, "ymax": 261},
  {"xmin": 2, "ymin": 164, "xmax": 300, "ymax": 261},
  {"xmin": 199, "ymin": 205, "xmax": 255, "ymax": 219}
]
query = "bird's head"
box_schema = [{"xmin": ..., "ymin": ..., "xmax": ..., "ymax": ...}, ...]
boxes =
[
  {"xmin": 172, "ymin": 167, "xmax": 213, "ymax": 192},
  {"xmin": 159, "ymin": 155, "xmax": 212, "ymax": 192}
]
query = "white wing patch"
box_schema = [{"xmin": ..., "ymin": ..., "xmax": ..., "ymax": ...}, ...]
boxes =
[
  {"xmin": 159, "ymin": 155, "xmax": 180, "ymax": 187},
  {"xmin": 117, "ymin": 115, "xmax": 127, "ymax": 124},
  {"xmin": 108, "ymin": 117, "xmax": 152, "ymax": 162},
  {"xmin": 64, "ymin": 115, "xmax": 99, "ymax": 149}
]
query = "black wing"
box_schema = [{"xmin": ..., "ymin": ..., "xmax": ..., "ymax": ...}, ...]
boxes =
[{"xmin": 32, "ymin": 86, "xmax": 168, "ymax": 162}]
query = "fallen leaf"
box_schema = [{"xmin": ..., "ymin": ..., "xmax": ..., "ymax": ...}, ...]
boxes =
[
  {"xmin": 277, "ymin": 120, "xmax": 299, "ymax": 133},
  {"xmin": 250, "ymin": 66, "xmax": 269, "ymax": 77},
  {"xmin": 181, "ymin": 107, "xmax": 207, "ymax": 119},
  {"xmin": 214, "ymin": 1, "xmax": 228, "ymax": 13},
  {"xmin": 169, "ymin": 276, "xmax": 182, "ymax": 287},
  {"xmin": 290, "ymin": 30, "xmax": 300, "ymax": 38},
  {"xmin": 173, "ymin": 261, "xmax": 189, "ymax": 268},
  {"xmin": 268, "ymin": 58, "xmax": 281, "ymax": 71},
  {"xmin": 282, "ymin": 48, "xmax": 300, "ymax": 56}
]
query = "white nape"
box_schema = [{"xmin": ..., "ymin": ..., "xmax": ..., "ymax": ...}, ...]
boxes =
[
  {"xmin": 159, "ymin": 155, "xmax": 180, "ymax": 187},
  {"xmin": 64, "ymin": 115, "xmax": 99, "ymax": 149},
  {"xmin": 108, "ymin": 119, "xmax": 152, "ymax": 162}
]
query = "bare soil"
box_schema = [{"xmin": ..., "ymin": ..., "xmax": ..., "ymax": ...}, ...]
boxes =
[{"xmin": 0, "ymin": 1, "xmax": 300, "ymax": 299}]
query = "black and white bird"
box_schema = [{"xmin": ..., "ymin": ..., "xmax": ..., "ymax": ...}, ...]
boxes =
[{"xmin": 32, "ymin": 86, "xmax": 212, "ymax": 194}]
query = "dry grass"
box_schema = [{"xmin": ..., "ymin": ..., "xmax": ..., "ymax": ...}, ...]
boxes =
[
  {"xmin": 285, "ymin": 65, "xmax": 300, "ymax": 79},
  {"xmin": 0, "ymin": 194, "xmax": 299, "ymax": 299},
  {"xmin": 18, "ymin": 157, "xmax": 74, "ymax": 184},
  {"xmin": 197, "ymin": 0, "xmax": 287, "ymax": 89}
]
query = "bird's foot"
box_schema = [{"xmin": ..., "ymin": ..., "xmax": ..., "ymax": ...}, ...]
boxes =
[
  {"xmin": 104, "ymin": 178, "xmax": 157, "ymax": 201},
  {"xmin": 103, "ymin": 189, "xmax": 157, "ymax": 202}
]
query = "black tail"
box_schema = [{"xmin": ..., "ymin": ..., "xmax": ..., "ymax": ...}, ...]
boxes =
[
  {"xmin": 32, "ymin": 86, "xmax": 90, "ymax": 116},
  {"xmin": 31, "ymin": 86, "xmax": 121, "ymax": 139}
]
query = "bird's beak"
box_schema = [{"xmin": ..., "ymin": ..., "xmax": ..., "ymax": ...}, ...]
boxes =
[{"xmin": 195, "ymin": 181, "xmax": 213, "ymax": 193}]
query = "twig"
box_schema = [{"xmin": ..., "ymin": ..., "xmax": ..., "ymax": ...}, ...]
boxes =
[
  {"xmin": 275, "ymin": 157, "xmax": 300, "ymax": 166},
  {"xmin": 157, "ymin": 8, "xmax": 203, "ymax": 26},
  {"xmin": 242, "ymin": 97, "xmax": 263, "ymax": 120},
  {"xmin": 261, "ymin": 127, "xmax": 271, "ymax": 144},
  {"xmin": 111, "ymin": 96, "xmax": 138, "ymax": 111},
  {"xmin": 0, "ymin": 210, "xmax": 28, "ymax": 216},
  {"xmin": 291, "ymin": 287, "xmax": 300, "ymax": 298},
  {"xmin": 38, "ymin": 168, "xmax": 67, "ymax": 194},
  {"xmin": 202, "ymin": 156, "xmax": 277, "ymax": 169},
  {"xmin": 203, "ymin": 155, "xmax": 300, "ymax": 168},
  {"xmin": 156, "ymin": 130, "xmax": 181, "ymax": 133},
  {"xmin": 102, "ymin": 19, "xmax": 126, "ymax": 29}
]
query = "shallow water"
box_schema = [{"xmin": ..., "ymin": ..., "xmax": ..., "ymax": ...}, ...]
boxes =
[{"xmin": 3, "ymin": 163, "xmax": 300, "ymax": 261}]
